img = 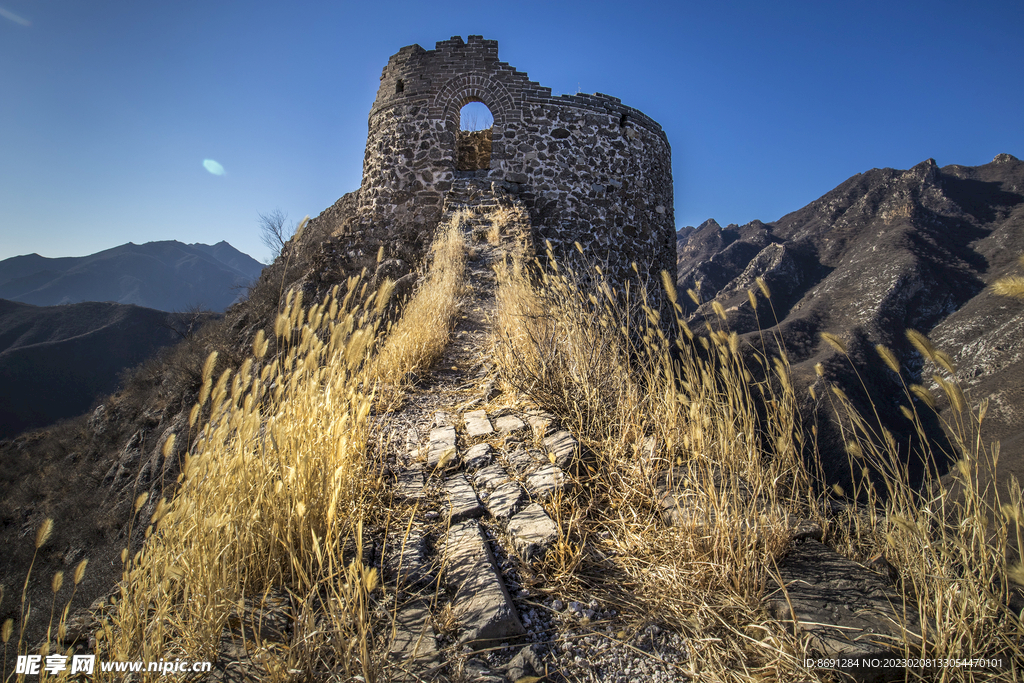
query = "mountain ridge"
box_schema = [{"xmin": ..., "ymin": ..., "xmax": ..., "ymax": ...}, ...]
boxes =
[
  {"xmin": 676, "ymin": 152, "xmax": 1024, "ymax": 486},
  {"xmin": 0, "ymin": 240, "xmax": 264, "ymax": 313}
]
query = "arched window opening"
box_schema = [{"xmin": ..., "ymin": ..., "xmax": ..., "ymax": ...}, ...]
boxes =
[
  {"xmin": 395, "ymin": 79, "xmax": 404, "ymax": 94},
  {"xmin": 457, "ymin": 101, "xmax": 494, "ymax": 172}
]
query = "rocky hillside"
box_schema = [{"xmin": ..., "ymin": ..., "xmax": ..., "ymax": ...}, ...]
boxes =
[
  {"xmin": 0, "ymin": 240, "xmax": 264, "ymax": 313},
  {"xmin": 0, "ymin": 299, "xmax": 204, "ymax": 439},
  {"xmin": 677, "ymin": 153, "xmax": 1024, "ymax": 486}
]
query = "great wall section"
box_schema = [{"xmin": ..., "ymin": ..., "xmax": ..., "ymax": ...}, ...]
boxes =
[
  {"xmin": 296, "ymin": 36, "xmax": 918, "ymax": 683},
  {"xmin": 14, "ymin": 36, "xmax": 943, "ymax": 683}
]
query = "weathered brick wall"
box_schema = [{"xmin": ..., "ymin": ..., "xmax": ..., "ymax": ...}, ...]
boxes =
[
  {"xmin": 457, "ymin": 129, "xmax": 493, "ymax": 171},
  {"xmin": 357, "ymin": 35, "xmax": 675, "ymax": 286}
]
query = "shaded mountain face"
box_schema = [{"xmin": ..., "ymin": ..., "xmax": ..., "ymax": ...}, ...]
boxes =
[
  {"xmin": 677, "ymin": 153, "xmax": 1024, "ymax": 487},
  {"xmin": 0, "ymin": 241, "xmax": 263, "ymax": 313},
  {"xmin": 0, "ymin": 299, "xmax": 199, "ymax": 439}
]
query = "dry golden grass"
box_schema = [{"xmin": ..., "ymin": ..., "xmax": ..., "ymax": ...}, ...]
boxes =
[
  {"xmin": 369, "ymin": 212, "xmax": 467, "ymax": 409},
  {"xmin": 993, "ymin": 255, "xmax": 1024, "ymax": 300},
  {"xmin": 89, "ymin": 278, "xmax": 389, "ymax": 681},
  {"xmin": 493, "ymin": 242, "xmax": 1024, "ymax": 681},
  {"xmin": 5, "ymin": 223, "xmax": 1022, "ymax": 682},
  {"xmin": 0, "ymin": 222, "xmax": 470, "ymax": 682},
  {"xmin": 494, "ymin": 242, "xmax": 818, "ymax": 680}
]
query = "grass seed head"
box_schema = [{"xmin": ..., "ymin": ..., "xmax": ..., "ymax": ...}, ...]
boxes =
[{"xmin": 35, "ymin": 518, "xmax": 54, "ymax": 549}]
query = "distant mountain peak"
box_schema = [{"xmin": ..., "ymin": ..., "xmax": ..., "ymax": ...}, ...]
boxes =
[{"xmin": 0, "ymin": 240, "xmax": 264, "ymax": 312}]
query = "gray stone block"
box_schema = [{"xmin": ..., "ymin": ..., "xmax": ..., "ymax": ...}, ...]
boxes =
[
  {"xmin": 395, "ymin": 467, "xmax": 424, "ymax": 502},
  {"xmin": 445, "ymin": 474, "xmax": 484, "ymax": 522},
  {"xmin": 463, "ymin": 443, "xmax": 493, "ymax": 471},
  {"xmin": 525, "ymin": 410, "xmax": 558, "ymax": 438},
  {"xmin": 494, "ymin": 414, "xmax": 527, "ymax": 435},
  {"xmin": 505, "ymin": 448, "xmax": 540, "ymax": 474},
  {"xmin": 445, "ymin": 521, "xmax": 525, "ymax": 646},
  {"xmin": 508, "ymin": 503, "xmax": 559, "ymax": 559},
  {"xmin": 387, "ymin": 599, "xmax": 443, "ymax": 682},
  {"xmin": 384, "ymin": 526, "xmax": 432, "ymax": 590},
  {"xmin": 464, "ymin": 409, "xmax": 494, "ymax": 438},
  {"xmin": 485, "ymin": 481, "xmax": 524, "ymax": 520},
  {"xmin": 525, "ymin": 464, "xmax": 566, "ymax": 500},
  {"xmin": 474, "ymin": 463, "xmax": 509, "ymax": 491},
  {"xmin": 768, "ymin": 539, "xmax": 922, "ymax": 683},
  {"xmin": 543, "ymin": 430, "xmax": 577, "ymax": 467},
  {"xmin": 427, "ymin": 426, "xmax": 458, "ymax": 472}
]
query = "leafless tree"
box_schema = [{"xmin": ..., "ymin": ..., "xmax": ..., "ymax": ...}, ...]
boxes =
[{"xmin": 258, "ymin": 209, "xmax": 295, "ymax": 262}]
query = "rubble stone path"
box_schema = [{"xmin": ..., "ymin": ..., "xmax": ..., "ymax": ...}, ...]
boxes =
[{"xmin": 379, "ymin": 181, "xmax": 575, "ymax": 681}]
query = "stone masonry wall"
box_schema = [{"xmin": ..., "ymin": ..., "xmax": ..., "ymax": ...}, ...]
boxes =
[
  {"xmin": 457, "ymin": 129, "xmax": 493, "ymax": 171},
  {"xmin": 356, "ymin": 35, "xmax": 675, "ymax": 287}
]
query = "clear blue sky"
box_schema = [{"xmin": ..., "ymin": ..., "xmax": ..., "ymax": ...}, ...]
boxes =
[{"xmin": 1, "ymin": 0, "xmax": 1021, "ymax": 263}]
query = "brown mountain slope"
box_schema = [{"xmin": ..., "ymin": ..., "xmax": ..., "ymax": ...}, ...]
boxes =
[
  {"xmin": 677, "ymin": 153, "xmax": 1024, "ymax": 486},
  {"xmin": 0, "ymin": 300, "xmax": 202, "ymax": 439}
]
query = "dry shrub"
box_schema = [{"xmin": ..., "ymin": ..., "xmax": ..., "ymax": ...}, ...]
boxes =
[{"xmin": 819, "ymin": 332, "xmax": 1024, "ymax": 678}]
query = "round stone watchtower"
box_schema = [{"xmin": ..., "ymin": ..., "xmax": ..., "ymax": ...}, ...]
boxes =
[{"xmin": 357, "ymin": 35, "xmax": 675, "ymax": 285}]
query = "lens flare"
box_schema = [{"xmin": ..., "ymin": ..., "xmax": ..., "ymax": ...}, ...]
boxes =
[
  {"xmin": 0, "ymin": 6, "xmax": 31, "ymax": 26},
  {"xmin": 202, "ymin": 159, "xmax": 225, "ymax": 176}
]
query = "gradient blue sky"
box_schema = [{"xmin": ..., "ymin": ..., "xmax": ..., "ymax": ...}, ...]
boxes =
[{"xmin": 1, "ymin": 0, "xmax": 1021, "ymax": 263}]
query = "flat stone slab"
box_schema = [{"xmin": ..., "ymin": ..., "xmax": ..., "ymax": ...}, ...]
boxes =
[
  {"xmin": 525, "ymin": 464, "xmax": 566, "ymax": 500},
  {"xmin": 445, "ymin": 521, "xmax": 525, "ymax": 647},
  {"xmin": 463, "ymin": 443, "xmax": 493, "ymax": 471},
  {"xmin": 494, "ymin": 414, "xmax": 527, "ymax": 435},
  {"xmin": 485, "ymin": 481, "xmax": 524, "ymax": 520},
  {"xmin": 384, "ymin": 526, "xmax": 432, "ymax": 590},
  {"xmin": 505, "ymin": 448, "xmax": 540, "ymax": 474},
  {"xmin": 768, "ymin": 539, "xmax": 922, "ymax": 682},
  {"xmin": 427, "ymin": 426, "xmax": 458, "ymax": 471},
  {"xmin": 464, "ymin": 410, "xmax": 494, "ymax": 438},
  {"xmin": 388, "ymin": 599, "xmax": 443, "ymax": 682},
  {"xmin": 508, "ymin": 503, "xmax": 559, "ymax": 560},
  {"xmin": 525, "ymin": 410, "xmax": 558, "ymax": 438},
  {"xmin": 543, "ymin": 430, "xmax": 577, "ymax": 467},
  {"xmin": 395, "ymin": 467, "xmax": 424, "ymax": 502},
  {"xmin": 474, "ymin": 463, "xmax": 509, "ymax": 491},
  {"xmin": 445, "ymin": 474, "xmax": 484, "ymax": 522}
]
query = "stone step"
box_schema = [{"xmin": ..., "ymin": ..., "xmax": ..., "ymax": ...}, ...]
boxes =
[
  {"xmin": 463, "ymin": 409, "xmax": 494, "ymax": 439},
  {"xmin": 463, "ymin": 443, "xmax": 494, "ymax": 471},
  {"xmin": 525, "ymin": 409, "xmax": 559, "ymax": 438},
  {"xmin": 444, "ymin": 473, "xmax": 485, "ymax": 522},
  {"xmin": 543, "ymin": 430, "xmax": 578, "ymax": 468},
  {"xmin": 387, "ymin": 599, "xmax": 445, "ymax": 682},
  {"xmin": 427, "ymin": 426, "xmax": 458, "ymax": 472},
  {"xmin": 494, "ymin": 414, "xmax": 528, "ymax": 436},
  {"xmin": 507, "ymin": 503, "xmax": 559, "ymax": 560},
  {"xmin": 384, "ymin": 525, "xmax": 433, "ymax": 590},
  {"xmin": 505, "ymin": 447, "xmax": 543, "ymax": 475},
  {"xmin": 444, "ymin": 521, "xmax": 525, "ymax": 647},
  {"xmin": 474, "ymin": 462, "xmax": 510, "ymax": 491},
  {"xmin": 768, "ymin": 538, "xmax": 922, "ymax": 683},
  {"xmin": 484, "ymin": 481, "xmax": 525, "ymax": 520},
  {"xmin": 524, "ymin": 464, "xmax": 566, "ymax": 500},
  {"xmin": 394, "ymin": 467, "xmax": 425, "ymax": 502}
]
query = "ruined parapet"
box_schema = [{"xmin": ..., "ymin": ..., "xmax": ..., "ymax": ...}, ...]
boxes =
[{"xmin": 358, "ymin": 35, "xmax": 674, "ymax": 288}]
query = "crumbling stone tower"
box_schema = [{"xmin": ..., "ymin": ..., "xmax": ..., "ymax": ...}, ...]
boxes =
[{"xmin": 358, "ymin": 35, "xmax": 675, "ymax": 286}]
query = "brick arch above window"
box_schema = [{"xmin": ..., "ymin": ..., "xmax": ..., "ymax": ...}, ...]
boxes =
[{"xmin": 431, "ymin": 75, "xmax": 517, "ymax": 133}]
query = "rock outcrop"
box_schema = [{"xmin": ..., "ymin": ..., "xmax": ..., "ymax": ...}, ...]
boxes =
[{"xmin": 677, "ymin": 154, "xmax": 1024, "ymax": 487}]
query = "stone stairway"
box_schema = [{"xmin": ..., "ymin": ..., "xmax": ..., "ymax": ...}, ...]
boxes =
[{"xmin": 381, "ymin": 183, "xmax": 568, "ymax": 681}]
